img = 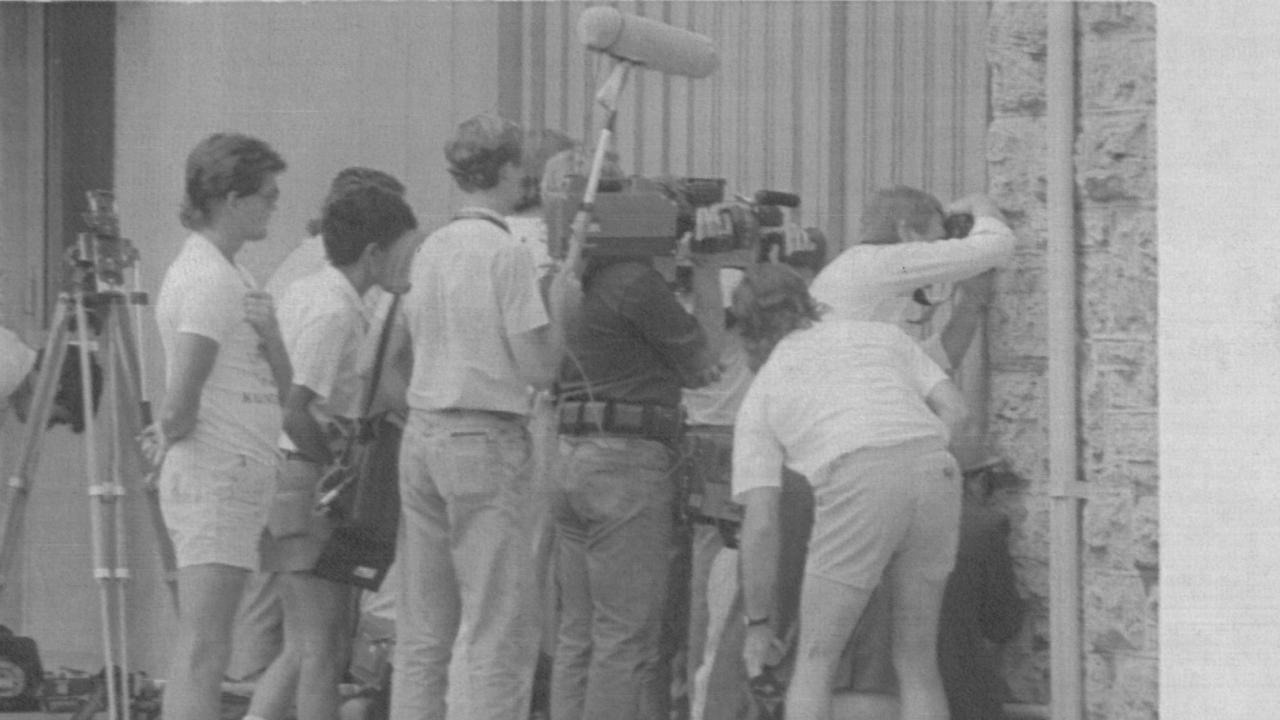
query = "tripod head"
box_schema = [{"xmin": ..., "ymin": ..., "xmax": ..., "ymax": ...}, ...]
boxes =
[{"xmin": 66, "ymin": 190, "xmax": 142, "ymax": 302}]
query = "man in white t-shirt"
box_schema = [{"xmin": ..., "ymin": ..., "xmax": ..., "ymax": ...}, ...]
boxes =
[
  {"xmin": 145, "ymin": 132, "xmax": 290, "ymax": 720},
  {"xmin": 391, "ymin": 114, "xmax": 560, "ymax": 720},
  {"xmin": 730, "ymin": 264, "xmax": 968, "ymax": 720}
]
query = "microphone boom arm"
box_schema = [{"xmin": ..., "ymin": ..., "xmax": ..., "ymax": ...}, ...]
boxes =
[{"xmin": 566, "ymin": 58, "xmax": 636, "ymax": 277}]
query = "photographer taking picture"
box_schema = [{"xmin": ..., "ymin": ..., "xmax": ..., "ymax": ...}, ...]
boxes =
[{"xmin": 808, "ymin": 188, "xmax": 1014, "ymax": 371}]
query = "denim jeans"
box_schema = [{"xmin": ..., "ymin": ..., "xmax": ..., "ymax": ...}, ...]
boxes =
[
  {"xmin": 550, "ymin": 435, "xmax": 677, "ymax": 720},
  {"xmin": 390, "ymin": 410, "xmax": 539, "ymax": 720}
]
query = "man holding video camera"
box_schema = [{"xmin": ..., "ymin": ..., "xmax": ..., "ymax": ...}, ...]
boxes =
[
  {"xmin": 808, "ymin": 187, "xmax": 1014, "ymax": 371},
  {"xmin": 547, "ymin": 192, "xmax": 729, "ymax": 720}
]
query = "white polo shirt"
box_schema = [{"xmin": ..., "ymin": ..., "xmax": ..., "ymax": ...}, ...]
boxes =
[
  {"xmin": 808, "ymin": 216, "xmax": 1015, "ymax": 366},
  {"xmin": 155, "ymin": 233, "xmax": 282, "ymax": 465},
  {"xmin": 402, "ymin": 208, "xmax": 548, "ymax": 416},
  {"xmin": 731, "ymin": 319, "xmax": 949, "ymax": 501},
  {"xmin": 276, "ymin": 264, "xmax": 371, "ymax": 452}
]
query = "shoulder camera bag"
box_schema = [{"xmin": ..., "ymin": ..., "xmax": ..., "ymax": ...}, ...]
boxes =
[{"xmin": 312, "ymin": 294, "xmax": 403, "ymax": 591}]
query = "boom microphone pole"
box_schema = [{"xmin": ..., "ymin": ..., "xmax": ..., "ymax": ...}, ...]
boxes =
[{"xmin": 565, "ymin": 6, "xmax": 719, "ymax": 275}]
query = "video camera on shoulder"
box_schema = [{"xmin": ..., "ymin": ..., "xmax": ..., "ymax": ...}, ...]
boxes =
[
  {"xmin": 544, "ymin": 175, "xmax": 688, "ymax": 259},
  {"xmin": 544, "ymin": 174, "xmax": 815, "ymax": 265}
]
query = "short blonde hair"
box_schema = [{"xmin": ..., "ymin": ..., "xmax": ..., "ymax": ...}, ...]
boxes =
[{"xmin": 444, "ymin": 114, "xmax": 523, "ymax": 192}]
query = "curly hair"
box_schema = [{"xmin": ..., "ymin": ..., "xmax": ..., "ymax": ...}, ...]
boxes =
[
  {"xmin": 306, "ymin": 167, "xmax": 406, "ymax": 236},
  {"xmin": 180, "ymin": 133, "xmax": 286, "ymax": 230},
  {"xmin": 321, "ymin": 185, "xmax": 418, "ymax": 267},
  {"xmin": 859, "ymin": 185, "xmax": 944, "ymax": 246},
  {"xmin": 444, "ymin": 114, "xmax": 523, "ymax": 193},
  {"xmin": 731, "ymin": 264, "xmax": 823, "ymax": 371}
]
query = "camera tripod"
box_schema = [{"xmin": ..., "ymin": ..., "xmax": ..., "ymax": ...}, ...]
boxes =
[{"xmin": 0, "ymin": 191, "xmax": 177, "ymax": 720}]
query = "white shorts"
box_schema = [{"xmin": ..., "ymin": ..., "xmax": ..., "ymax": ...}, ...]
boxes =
[
  {"xmin": 807, "ymin": 437, "xmax": 961, "ymax": 590},
  {"xmin": 158, "ymin": 440, "xmax": 274, "ymax": 571}
]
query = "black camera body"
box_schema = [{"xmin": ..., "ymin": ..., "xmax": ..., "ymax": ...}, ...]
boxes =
[
  {"xmin": 545, "ymin": 175, "xmax": 809, "ymax": 265},
  {"xmin": 943, "ymin": 212, "xmax": 975, "ymax": 239},
  {"xmin": 544, "ymin": 175, "xmax": 688, "ymax": 259}
]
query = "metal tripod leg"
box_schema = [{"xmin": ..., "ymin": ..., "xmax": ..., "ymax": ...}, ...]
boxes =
[
  {"xmin": 73, "ymin": 293, "xmax": 124, "ymax": 720},
  {"xmin": 0, "ymin": 295, "xmax": 75, "ymax": 596},
  {"xmin": 90, "ymin": 297, "xmax": 175, "ymax": 720}
]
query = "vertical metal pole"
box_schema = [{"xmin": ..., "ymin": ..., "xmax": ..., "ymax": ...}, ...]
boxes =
[
  {"xmin": 1047, "ymin": 4, "xmax": 1084, "ymax": 720},
  {"xmin": 74, "ymin": 295, "xmax": 120, "ymax": 720}
]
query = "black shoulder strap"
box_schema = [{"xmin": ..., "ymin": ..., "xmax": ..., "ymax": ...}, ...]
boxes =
[
  {"xmin": 452, "ymin": 209, "xmax": 510, "ymax": 234},
  {"xmin": 362, "ymin": 293, "xmax": 402, "ymax": 418}
]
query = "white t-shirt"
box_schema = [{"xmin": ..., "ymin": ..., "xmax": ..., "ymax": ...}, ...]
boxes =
[
  {"xmin": 808, "ymin": 216, "xmax": 1015, "ymax": 367},
  {"xmin": 402, "ymin": 208, "xmax": 548, "ymax": 416},
  {"xmin": 264, "ymin": 235, "xmax": 327, "ymax": 300},
  {"xmin": 276, "ymin": 264, "xmax": 371, "ymax": 452},
  {"xmin": 155, "ymin": 233, "xmax": 282, "ymax": 465},
  {"xmin": 731, "ymin": 319, "xmax": 949, "ymax": 501},
  {"xmin": 266, "ymin": 235, "xmax": 387, "ymax": 314}
]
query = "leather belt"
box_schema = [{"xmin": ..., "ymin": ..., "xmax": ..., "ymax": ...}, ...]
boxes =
[{"xmin": 557, "ymin": 400, "xmax": 684, "ymax": 442}]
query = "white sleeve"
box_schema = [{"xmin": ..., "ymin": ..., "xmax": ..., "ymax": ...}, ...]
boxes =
[
  {"xmin": 286, "ymin": 307, "xmax": 357, "ymax": 403},
  {"xmin": 865, "ymin": 216, "xmax": 1016, "ymax": 295},
  {"xmin": 0, "ymin": 327, "xmax": 37, "ymax": 398},
  {"xmin": 731, "ymin": 364, "xmax": 785, "ymax": 501}
]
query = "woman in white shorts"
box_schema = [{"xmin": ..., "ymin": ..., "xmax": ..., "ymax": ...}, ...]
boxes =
[
  {"xmin": 144, "ymin": 133, "xmax": 290, "ymax": 720},
  {"xmin": 730, "ymin": 264, "xmax": 969, "ymax": 720},
  {"xmin": 245, "ymin": 181, "xmax": 420, "ymax": 720}
]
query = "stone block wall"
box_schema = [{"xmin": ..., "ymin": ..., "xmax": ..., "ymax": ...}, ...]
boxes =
[{"xmin": 987, "ymin": 3, "xmax": 1157, "ymax": 718}]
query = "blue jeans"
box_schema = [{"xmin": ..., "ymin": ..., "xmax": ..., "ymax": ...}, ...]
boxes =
[
  {"xmin": 550, "ymin": 435, "xmax": 677, "ymax": 720},
  {"xmin": 390, "ymin": 410, "xmax": 539, "ymax": 720}
]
